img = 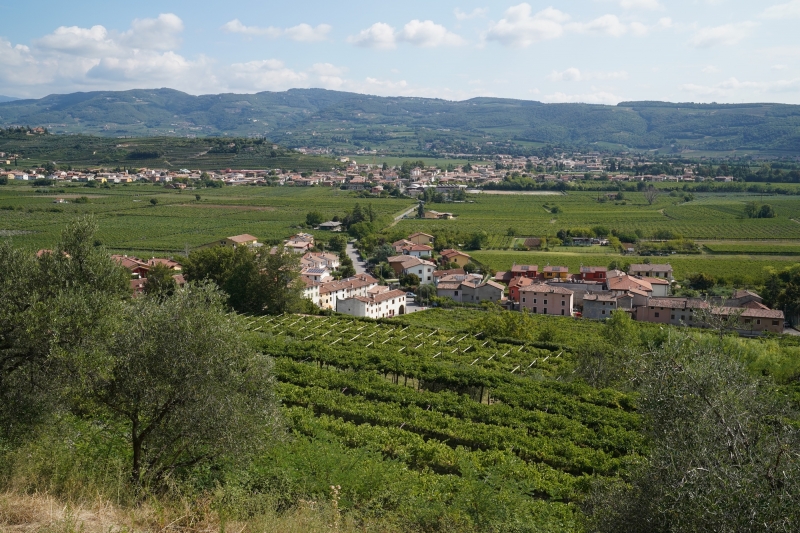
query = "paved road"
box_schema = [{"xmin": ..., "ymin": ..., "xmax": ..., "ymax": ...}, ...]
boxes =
[{"xmin": 346, "ymin": 241, "xmax": 368, "ymax": 275}]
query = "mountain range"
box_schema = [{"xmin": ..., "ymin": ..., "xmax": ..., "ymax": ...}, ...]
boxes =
[{"xmin": 1, "ymin": 88, "xmax": 799, "ymax": 154}]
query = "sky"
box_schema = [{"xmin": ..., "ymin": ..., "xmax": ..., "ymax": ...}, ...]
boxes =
[{"xmin": 0, "ymin": 0, "xmax": 798, "ymax": 104}]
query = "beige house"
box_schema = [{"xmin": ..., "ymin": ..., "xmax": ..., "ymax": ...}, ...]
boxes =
[
  {"xmin": 629, "ymin": 263, "xmax": 673, "ymax": 280},
  {"xmin": 318, "ymin": 274, "xmax": 379, "ymax": 310},
  {"xmin": 518, "ymin": 284, "xmax": 574, "ymax": 316},
  {"xmin": 336, "ymin": 288, "xmax": 407, "ymax": 319},
  {"xmin": 408, "ymin": 232, "xmax": 435, "ymax": 246},
  {"xmin": 440, "ymin": 249, "xmax": 472, "ymax": 268}
]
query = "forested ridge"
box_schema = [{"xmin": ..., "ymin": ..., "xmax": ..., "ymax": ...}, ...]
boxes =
[{"xmin": 1, "ymin": 88, "xmax": 799, "ymax": 153}]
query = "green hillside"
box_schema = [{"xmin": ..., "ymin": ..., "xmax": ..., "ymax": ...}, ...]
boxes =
[{"xmin": 1, "ymin": 89, "xmax": 799, "ymax": 154}]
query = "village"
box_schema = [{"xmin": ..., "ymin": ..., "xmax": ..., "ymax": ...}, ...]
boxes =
[
  {"xmin": 2, "ymin": 150, "xmax": 734, "ymax": 193},
  {"xmin": 102, "ymin": 227, "xmax": 785, "ymax": 336}
]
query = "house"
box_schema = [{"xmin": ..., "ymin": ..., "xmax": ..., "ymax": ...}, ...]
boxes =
[
  {"xmin": 130, "ymin": 278, "xmax": 147, "ymax": 296},
  {"xmin": 147, "ymin": 258, "xmax": 182, "ymax": 271},
  {"xmin": 387, "ymin": 255, "xmax": 436, "ymax": 283},
  {"xmin": 408, "ymin": 232, "xmax": 435, "ymax": 246},
  {"xmin": 579, "ymin": 266, "xmax": 607, "ymax": 282},
  {"xmin": 317, "ymin": 273, "xmax": 379, "ymax": 310},
  {"xmin": 201, "ymin": 234, "xmax": 260, "ymax": 249},
  {"xmin": 302, "ymin": 252, "xmax": 340, "ymax": 271},
  {"xmin": 433, "ymin": 268, "xmax": 466, "ymax": 284},
  {"xmin": 642, "ymin": 277, "xmax": 670, "ymax": 297},
  {"xmin": 542, "ymin": 266, "xmax": 569, "ymax": 280},
  {"xmin": 518, "ymin": 284, "xmax": 574, "ymax": 316},
  {"xmin": 284, "ymin": 233, "xmax": 315, "ymax": 253},
  {"xmin": 112, "ymin": 255, "xmax": 150, "ymax": 278},
  {"xmin": 629, "ymin": 263, "xmax": 673, "ymax": 280},
  {"xmin": 318, "ymin": 221, "xmax": 343, "ymax": 231},
  {"xmin": 607, "ymin": 275, "xmax": 653, "ymax": 306},
  {"xmin": 510, "ymin": 264, "xmax": 539, "ymax": 279},
  {"xmin": 634, "ymin": 298, "xmax": 709, "ymax": 327},
  {"xmin": 582, "ymin": 293, "xmax": 633, "ymax": 320},
  {"xmin": 392, "ymin": 239, "xmax": 415, "ymax": 253},
  {"xmin": 440, "ymin": 249, "xmax": 472, "ymax": 268},
  {"xmin": 436, "ymin": 275, "xmax": 505, "ymax": 304},
  {"xmin": 726, "ymin": 289, "xmax": 763, "ymax": 308},
  {"xmin": 300, "ymin": 277, "xmax": 321, "ymax": 306},
  {"xmin": 508, "ymin": 276, "xmax": 535, "ymax": 302},
  {"xmin": 401, "ymin": 244, "xmax": 433, "ymax": 258},
  {"xmin": 336, "ymin": 287, "xmax": 407, "ymax": 319},
  {"xmin": 301, "ymin": 267, "xmax": 332, "ymax": 283}
]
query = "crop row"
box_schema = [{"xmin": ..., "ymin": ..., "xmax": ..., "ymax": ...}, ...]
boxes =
[
  {"xmin": 275, "ymin": 357, "xmax": 644, "ymax": 455},
  {"xmin": 278, "ymin": 381, "xmax": 633, "ymax": 476},
  {"xmin": 284, "ymin": 405, "xmax": 582, "ymax": 500}
]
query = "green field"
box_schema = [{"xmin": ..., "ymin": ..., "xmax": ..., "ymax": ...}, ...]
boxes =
[
  {"xmin": 395, "ymin": 191, "xmax": 800, "ymax": 241},
  {"xmin": 0, "ymin": 183, "xmax": 413, "ymax": 254},
  {"xmin": 703, "ymin": 242, "xmax": 800, "ymax": 255}
]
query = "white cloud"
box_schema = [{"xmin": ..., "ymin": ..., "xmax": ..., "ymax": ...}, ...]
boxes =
[
  {"xmin": 398, "ymin": 20, "xmax": 465, "ymax": 47},
  {"xmin": 772, "ymin": 64, "xmax": 788, "ymax": 70},
  {"xmin": 227, "ymin": 59, "xmax": 308, "ymax": 91},
  {"xmin": 348, "ymin": 20, "xmax": 463, "ymax": 49},
  {"xmin": 347, "ymin": 22, "xmax": 397, "ymax": 49},
  {"xmin": 221, "ymin": 20, "xmax": 331, "ymax": 42},
  {"xmin": 630, "ymin": 17, "xmax": 672, "ymax": 36},
  {"xmin": 619, "ymin": 0, "xmax": 663, "ymax": 10},
  {"xmin": 702, "ymin": 65, "xmax": 720, "ymax": 73},
  {"xmin": 567, "ymin": 15, "xmax": 629, "ymax": 37},
  {"xmin": 310, "ymin": 62, "xmax": 347, "ymax": 89},
  {"xmin": 760, "ymin": 1, "xmax": 800, "ymax": 19},
  {"xmin": 541, "ymin": 91, "xmax": 622, "ymax": 104},
  {"xmin": 484, "ymin": 4, "xmax": 569, "ymax": 47},
  {"xmin": 121, "ymin": 13, "xmax": 184, "ymax": 50},
  {"xmin": 547, "ymin": 68, "xmax": 628, "ymax": 81},
  {"xmin": 36, "ymin": 25, "xmax": 118, "ymax": 57},
  {"xmin": 689, "ymin": 22, "xmax": 756, "ymax": 48},
  {"xmin": 454, "ymin": 8, "xmax": 488, "ymax": 20}
]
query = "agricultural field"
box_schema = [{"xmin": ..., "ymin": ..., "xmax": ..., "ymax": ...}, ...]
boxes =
[
  {"xmin": 471, "ymin": 250, "xmax": 798, "ymax": 284},
  {"xmin": 702, "ymin": 242, "xmax": 800, "ymax": 255},
  {"xmin": 395, "ymin": 191, "xmax": 800, "ymax": 241},
  {"xmin": 0, "ymin": 183, "xmax": 414, "ymax": 254},
  {"xmin": 249, "ymin": 311, "xmax": 644, "ymax": 531}
]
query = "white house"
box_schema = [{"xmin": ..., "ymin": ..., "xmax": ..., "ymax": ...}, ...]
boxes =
[
  {"xmin": 318, "ymin": 274, "xmax": 379, "ymax": 310},
  {"xmin": 336, "ymin": 288, "xmax": 407, "ymax": 319}
]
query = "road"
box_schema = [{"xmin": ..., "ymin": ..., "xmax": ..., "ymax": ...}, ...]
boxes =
[
  {"xmin": 346, "ymin": 241, "xmax": 368, "ymax": 275},
  {"xmin": 387, "ymin": 204, "xmax": 419, "ymax": 228}
]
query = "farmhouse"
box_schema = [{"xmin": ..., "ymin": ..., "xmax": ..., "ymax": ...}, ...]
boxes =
[
  {"xmin": 407, "ymin": 232, "xmax": 435, "ymax": 246},
  {"xmin": 318, "ymin": 273, "xmax": 379, "ymax": 310},
  {"xmin": 387, "ymin": 255, "xmax": 436, "ymax": 283}
]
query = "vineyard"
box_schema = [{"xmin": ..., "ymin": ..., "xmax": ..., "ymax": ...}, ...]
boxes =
[
  {"xmin": 703, "ymin": 242, "xmax": 800, "ymax": 255},
  {"xmin": 0, "ymin": 184, "xmax": 413, "ymax": 253},
  {"xmin": 246, "ymin": 311, "xmax": 645, "ymax": 531},
  {"xmin": 394, "ymin": 191, "xmax": 800, "ymax": 241}
]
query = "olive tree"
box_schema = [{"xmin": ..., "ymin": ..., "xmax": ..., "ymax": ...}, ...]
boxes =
[
  {"xmin": 83, "ymin": 283, "xmax": 279, "ymax": 486},
  {"xmin": 584, "ymin": 334, "xmax": 800, "ymax": 533}
]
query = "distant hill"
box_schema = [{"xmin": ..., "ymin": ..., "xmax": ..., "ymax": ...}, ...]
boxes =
[
  {"xmin": 1, "ymin": 88, "xmax": 799, "ymax": 154},
  {"xmin": 0, "ymin": 95, "xmax": 19, "ymax": 103}
]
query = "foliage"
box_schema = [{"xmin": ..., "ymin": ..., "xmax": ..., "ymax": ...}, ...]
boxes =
[
  {"xmin": 144, "ymin": 263, "xmax": 176, "ymax": 298},
  {"xmin": 584, "ymin": 334, "xmax": 800, "ymax": 533},
  {"xmin": 74, "ymin": 283, "xmax": 279, "ymax": 486}
]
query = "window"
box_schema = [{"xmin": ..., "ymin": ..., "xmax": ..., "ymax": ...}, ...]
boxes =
[
  {"xmin": 757, "ymin": 319, "xmax": 761, "ymax": 325},
  {"xmin": 671, "ymin": 315, "xmax": 675, "ymax": 320},
  {"xmin": 534, "ymin": 298, "xmax": 537, "ymax": 303},
  {"xmin": 454, "ymin": 291, "xmax": 459, "ymax": 296},
  {"xmin": 562, "ymin": 300, "xmax": 565, "ymax": 306},
  {"xmin": 773, "ymin": 320, "xmax": 779, "ymax": 326},
  {"xmin": 602, "ymin": 310, "xmax": 606, "ymax": 315},
  {"xmin": 655, "ymin": 312, "xmax": 660, "ymax": 317},
  {"xmin": 544, "ymin": 299, "xmax": 548, "ymax": 305},
  {"xmin": 522, "ymin": 297, "xmax": 526, "ymax": 303}
]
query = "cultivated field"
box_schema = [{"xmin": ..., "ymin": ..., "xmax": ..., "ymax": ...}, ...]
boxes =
[{"xmin": 0, "ymin": 183, "xmax": 413, "ymax": 253}]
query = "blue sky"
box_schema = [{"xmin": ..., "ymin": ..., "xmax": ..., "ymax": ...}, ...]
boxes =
[{"xmin": 0, "ymin": 0, "xmax": 798, "ymax": 104}]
